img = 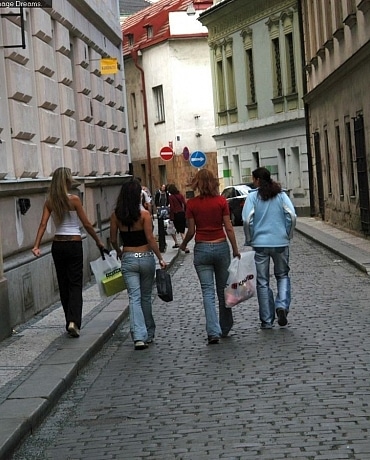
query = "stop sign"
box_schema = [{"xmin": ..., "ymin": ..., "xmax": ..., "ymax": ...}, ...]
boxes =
[{"xmin": 160, "ymin": 146, "xmax": 174, "ymax": 161}]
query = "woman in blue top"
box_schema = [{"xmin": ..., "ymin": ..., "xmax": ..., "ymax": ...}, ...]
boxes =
[{"xmin": 242, "ymin": 167, "xmax": 296, "ymax": 329}]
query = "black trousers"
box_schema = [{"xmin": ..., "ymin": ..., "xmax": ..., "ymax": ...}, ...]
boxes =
[{"xmin": 51, "ymin": 241, "xmax": 83, "ymax": 330}]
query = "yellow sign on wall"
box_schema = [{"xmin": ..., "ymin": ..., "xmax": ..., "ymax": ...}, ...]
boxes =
[{"xmin": 101, "ymin": 58, "xmax": 118, "ymax": 75}]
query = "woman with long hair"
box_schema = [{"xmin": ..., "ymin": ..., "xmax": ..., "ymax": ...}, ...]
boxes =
[
  {"xmin": 242, "ymin": 167, "xmax": 296, "ymax": 329},
  {"xmin": 32, "ymin": 167, "xmax": 105, "ymax": 338},
  {"xmin": 110, "ymin": 178, "xmax": 166, "ymax": 350},
  {"xmin": 166, "ymin": 183, "xmax": 189, "ymax": 252},
  {"xmin": 179, "ymin": 169, "xmax": 240, "ymax": 344}
]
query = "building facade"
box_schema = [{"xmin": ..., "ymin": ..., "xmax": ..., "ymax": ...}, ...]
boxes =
[
  {"xmin": 0, "ymin": 0, "xmax": 130, "ymax": 340},
  {"xmin": 122, "ymin": 0, "xmax": 217, "ymax": 197},
  {"xmin": 301, "ymin": 0, "xmax": 370, "ymax": 235},
  {"xmin": 199, "ymin": 0, "xmax": 310, "ymax": 215}
]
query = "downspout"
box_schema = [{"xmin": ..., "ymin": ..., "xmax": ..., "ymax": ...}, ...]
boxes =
[
  {"xmin": 298, "ymin": 0, "xmax": 315, "ymax": 216},
  {"xmin": 131, "ymin": 50, "xmax": 153, "ymax": 194}
]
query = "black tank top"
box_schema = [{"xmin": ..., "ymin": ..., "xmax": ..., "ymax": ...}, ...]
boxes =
[{"xmin": 120, "ymin": 228, "xmax": 147, "ymax": 247}]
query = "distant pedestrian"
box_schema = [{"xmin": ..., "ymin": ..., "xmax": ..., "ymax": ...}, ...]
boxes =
[
  {"xmin": 242, "ymin": 167, "xmax": 296, "ymax": 329},
  {"xmin": 136, "ymin": 176, "xmax": 152, "ymax": 215},
  {"xmin": 154, "ymin": 184, "xmax": 170, "ymax": 218},
  {"xmin": 179, "ymin": 169, "xmax": 240, "ymax": 344},
  {"xmin": 31, "ymin": 167, "xmax": 105, "ymax": 338},
  {"xmin": 110, "ymin": 178, "xmax": 166, "ymax": 350},
  {"xmin": 167, "ymin": 183, "xmax": 189, "ymax": 252}
]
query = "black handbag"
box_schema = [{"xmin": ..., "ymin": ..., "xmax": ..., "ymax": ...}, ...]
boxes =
[{"xmin": 156, "ymin": 269, "xmax": 173, "ymax": 302}]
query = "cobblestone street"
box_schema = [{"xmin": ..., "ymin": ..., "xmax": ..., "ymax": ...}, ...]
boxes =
[{"xmin": 12, "ymin": 227, "xmax": 370, "ymax": 459}]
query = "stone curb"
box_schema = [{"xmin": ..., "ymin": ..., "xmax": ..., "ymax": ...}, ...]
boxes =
[{"xmin": 0, "ymin": 249, "xmax": 180, "ymax": 459}]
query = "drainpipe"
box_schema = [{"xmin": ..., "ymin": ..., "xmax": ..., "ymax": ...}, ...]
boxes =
[
  {"xmin": 131, "ymin": 49, "xmax": 153, "ymax": 194},
  {"xmin": 297, "ymin": 0, "xmax": 315, "ymax": 217}
]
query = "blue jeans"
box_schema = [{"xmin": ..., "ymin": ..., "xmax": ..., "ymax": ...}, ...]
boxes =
[
  {"xmin": 254, "ymin": 247, "xmax": 291, "ymax": 326},
  {"xmin": 193, "ymin": 241, "xmax": 232, "ymax": 338},
  {"xmin": 121, "ymin": 252, "xmax": 156, "ymax": 342}
]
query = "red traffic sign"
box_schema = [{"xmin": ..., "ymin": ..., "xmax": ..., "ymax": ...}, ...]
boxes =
[{"xmin": 160, "ymin": 146, "xmax": 174, "ymax": 161}]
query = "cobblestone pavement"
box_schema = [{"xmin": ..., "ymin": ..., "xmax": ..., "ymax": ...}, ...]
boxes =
[{"xmin": 12, "ymin": 227, "xmax": 370, "ymax": 460}]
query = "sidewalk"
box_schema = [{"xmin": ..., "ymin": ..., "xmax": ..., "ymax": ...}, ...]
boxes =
[
  {"xmin": 296, "ymin": 216, "xmax": 370, "ymax": 275},
  {"xmin": 1, "ymin": 216, "xmax": 370, "ymax": 458}
]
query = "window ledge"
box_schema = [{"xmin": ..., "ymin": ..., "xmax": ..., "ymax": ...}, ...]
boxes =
[
  {"xmin": 344, "ymin": 13, "xmax": 357, "ymax": 29},
  {"xmin": 271, "ymin": 95, "xmax": 284, "ymax": 105},
  {"xmin": 333, "ymin": 26, "xmax": 345, "ymax": 41},
  {"xmin": 358, "ymin": 0, "xmax": 370, "ymax": 14}
]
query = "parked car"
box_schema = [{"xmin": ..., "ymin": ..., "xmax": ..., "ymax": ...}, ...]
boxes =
[{"xmin": 221, "ymin": 184, "xmax": 252, "ymax": 226}]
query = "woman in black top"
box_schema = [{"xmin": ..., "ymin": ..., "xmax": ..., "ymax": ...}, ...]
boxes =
[{"xmin": 110, "ymin": 179, "xmax": 166, "ymax": 350}]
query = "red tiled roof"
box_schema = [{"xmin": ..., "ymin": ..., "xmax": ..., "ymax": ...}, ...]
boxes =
[{"xmin": 122, "ymin": 0, "xmax": 212, "ymax": 55}]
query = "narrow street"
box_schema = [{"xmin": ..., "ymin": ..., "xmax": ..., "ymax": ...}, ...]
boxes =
[{"xmin": 12, "ymin": 227, "xmax": 370, "ymax": 460}]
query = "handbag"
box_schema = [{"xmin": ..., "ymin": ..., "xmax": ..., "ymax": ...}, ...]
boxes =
[
  {"xmin": 90, "ymin": 249, "xmax": 126, "ymax": 298},
  {"xmin": 224, "ymin": 251, "xmax": 256, "ymax": 308},
  {"xmin": 156, "ymin": 268, "xmax": 173, "ymax": 302},
  {"xmin": 166, "ymin": 220, "xmax": 176, "ymax": 235}
]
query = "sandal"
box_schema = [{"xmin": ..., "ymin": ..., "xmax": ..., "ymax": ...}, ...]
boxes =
[
  {"xmin": 185, "ymin": 248, "xmax": 190, "ymax": 253},
  {"xmin": 172, "ymin": 244, "xmax": 179, "ymax": 248}
]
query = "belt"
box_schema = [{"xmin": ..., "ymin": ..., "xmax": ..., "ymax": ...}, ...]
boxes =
[
  {"xmin": 54, "ymin": 235, "xmax": 82, "ymax": 241},
  {"xmin": 133, "ymin": 251, "xmax": 153, "ymax": 258}
]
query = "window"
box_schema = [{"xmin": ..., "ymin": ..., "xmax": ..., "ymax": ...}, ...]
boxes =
[
  {"xmin": 246, "ymin": 48, "xmax": 256, "ymax": 104},
  {"xmin": 285, "ymin": 33, "xmax": 296, "ymax": 94},
  {"xmin": 127, "ymin": 34, "xmax": 134, "ymax": 47},
  {"xmin": 291, "ymin": 147, "xmax": 301, "ymax": 188},
  {"xmin": 272, "ymin": 37, "xmax": 282, "ymax": 97},
  {"xmin": 278, "ymin": 148, "xmax": 287, "ymax": 189},
  {"xmin": 130, "ymin": 93, "xmax": 138, "ymax": 128},
  {"xmin": 145, "ymin": 25, "xmax": 153, "ymax": 39},
  {"xmin": 216, "ymin": 59, "xmax": 226, "ymax": 113},
  {"xmin": 226, "ymin": 55, "xmax": 236, "ymax": 109},
  {"xmin": 335, "ymin": 125, "xmax": 344, "ymax": 196},
  {"xmin": 252, "ymin": 151, "xmax": 260, "ymax": 170},
  {"xmin": 153, "ymin": 85, "xmax": 165, "ymax": 123},
  {"xmin": 345, "ymin": 120, "xmax": 355, "ymax": 197},
  {"xmin": 324, "ymin": 129, "xmax": 332, "ymax": 194}
]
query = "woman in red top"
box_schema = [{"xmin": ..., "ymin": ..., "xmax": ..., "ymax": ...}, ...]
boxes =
[{"xmin": 179, "ymin": 169, "xmax": 240, "ymax": 344}]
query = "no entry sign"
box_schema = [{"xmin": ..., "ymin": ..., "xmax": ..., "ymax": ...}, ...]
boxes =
[{"xmin": 160, "ymin": 146, "xmax": 174, "ymax": 161}]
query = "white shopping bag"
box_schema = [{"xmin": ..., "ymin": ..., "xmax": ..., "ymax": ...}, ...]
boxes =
[
  {"xmin": 90, "ymin": 249, "xmax": 125, "ymax": 298},
  {"xmin": 166, "ymin": 220, "xmax": 176, "ymax": 235},
  {"xmin": 224, "ymin": 251, "xmax": 256, "ymax": 308}
]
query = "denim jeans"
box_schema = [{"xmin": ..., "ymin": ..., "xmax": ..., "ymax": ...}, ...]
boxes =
[
  {"xmin": 193, "ymin": 241, "xmax": 232, "ymax": 338},
  {"xmin": 254, "ymin": 246, "xmax": 291, "ymax": 326},
  {"xmin": 51, "ymin": 241, "xmax": 83, "ymax": 330},
  {"xmin": 121, "ymin": 252, "xmax": 156, "ymax": 342}
]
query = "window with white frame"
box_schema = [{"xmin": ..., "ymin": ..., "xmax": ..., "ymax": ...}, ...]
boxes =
[{"xmin": 153, "ymin": 85, "xmax": 165, "ymax": 123}]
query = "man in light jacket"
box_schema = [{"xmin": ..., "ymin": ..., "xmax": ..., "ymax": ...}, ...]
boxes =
[{"xmin": 242, "ymin": 167, "xmax": 296, "ymax": 329}]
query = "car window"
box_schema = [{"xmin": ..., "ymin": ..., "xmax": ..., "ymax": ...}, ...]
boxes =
[
  {"xmin": 221, "ymin": 188, "xmax": 233, "ymax": 199},
  {"xmin": 235, "ymin": 185, "xmax": 250, "ymax": 196}
]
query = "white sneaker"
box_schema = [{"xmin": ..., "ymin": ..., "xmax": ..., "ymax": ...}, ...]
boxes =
[{"xmin": 134, "ymin": 341, "xmax": 148, "ymax": 350}]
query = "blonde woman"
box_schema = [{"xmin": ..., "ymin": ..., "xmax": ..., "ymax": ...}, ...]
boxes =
[{"xmin": 32, "ymin": 167, "xmax": 105, "ymax": 338}]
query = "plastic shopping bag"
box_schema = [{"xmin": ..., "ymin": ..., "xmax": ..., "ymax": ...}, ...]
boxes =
[
  {"xmin": 90, "ymin": 249, "xmax": 126, "ymax": 298},
  {"xmin": 156, "ymin": 269, "xmax": 173, "ymax": 302},
  {"xmin": 166, "ymin": 220, "xmax": 176, "ymax": 235},
  {"xmin": 224, "ymin": 251, "xmax": 256, "ymax": 308}
]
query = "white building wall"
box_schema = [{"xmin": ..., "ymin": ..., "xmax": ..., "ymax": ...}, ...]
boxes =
[
  {"xmin": 124, "ymin": 9, "xmax": 217, "ymax": 191},
  {"xmin": 200, "ymin": 0, "xmax": 310, "ymax": 214},
  {"xmin": 0, "ymin": 1, "xmax": 130, "ymax": 337}
]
